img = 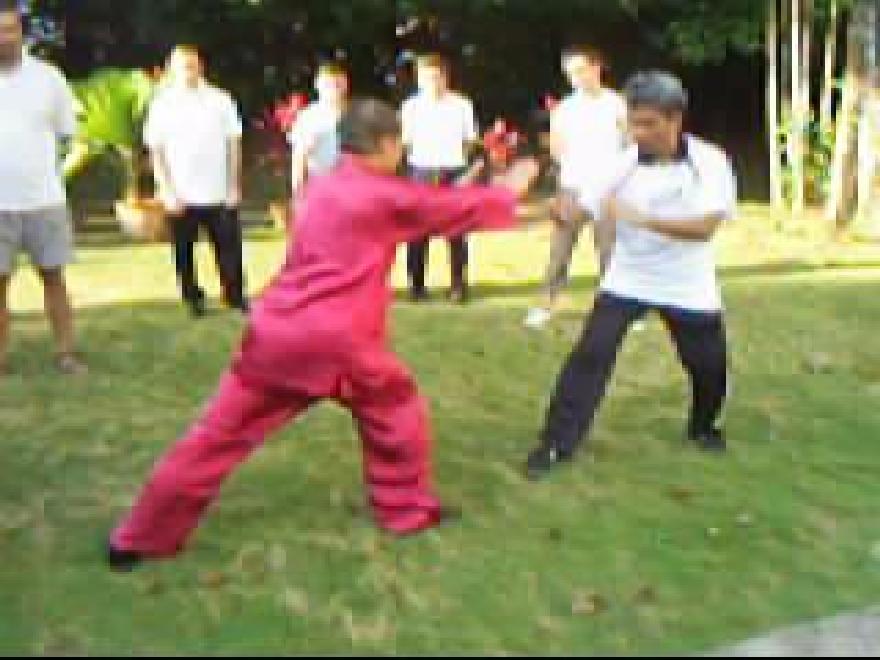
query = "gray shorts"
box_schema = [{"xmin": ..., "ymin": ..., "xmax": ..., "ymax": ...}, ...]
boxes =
[{"xmin": 0, "ymin": 206, "xmax": 74, "ymax": 275}]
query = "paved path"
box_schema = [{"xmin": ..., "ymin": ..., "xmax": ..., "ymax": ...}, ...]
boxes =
[{"xmin": 712, "ymin": 608, "xmax": 880, "ymax": 657}]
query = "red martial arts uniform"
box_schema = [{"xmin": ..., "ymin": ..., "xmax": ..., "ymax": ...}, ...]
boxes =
[{"xmin": 112, "ymin": 155, "xmax": 517, "ymax": 557}]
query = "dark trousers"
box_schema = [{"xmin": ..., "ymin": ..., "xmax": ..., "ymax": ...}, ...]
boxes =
[
  {"xmin": 540, "ymin": 293, "xmax": 729, "ymax": 455},
  {"xmin": 172, "ymin": 205, "xmax": 245, "ymax": 306},
  {"xmin": 406, "ymin": 167, "xmax": 469, "ymax": 294}
]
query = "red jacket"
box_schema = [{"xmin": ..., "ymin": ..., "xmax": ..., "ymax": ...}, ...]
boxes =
[{"xmin": 232, "ymin": 155, "xmax": 517, "ymax": 395}]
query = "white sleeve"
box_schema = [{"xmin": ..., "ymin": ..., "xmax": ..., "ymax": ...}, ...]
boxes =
[
  {"xmin": 463, "ymin": 97, "xmax": 478, "ymax": 143},
  {"xmin": 549, "ymin": 101, "xmax": 565, "ymax": 137},
  {"xmin": 400, "ymin": 98, "xmax": 414, "ymax": 147},
  {"xmin": 224, "ymin": 93, "xmax": 243, "ymax": 138},
  {"xmin": 578, "ymin": 149, "xmax": 639, "ymax": 219},
  {"xmin": 696, "ymin": 151, "xmax": 738, "ymax": 220},
  {"xmin": 288, "ymin": 108, "xmax": 315, "ymax": 149},
  {"xmin": 51, "ymin": 69, "xmax": 78, "ymax": 138},
  {"xmin": 143, "ymin": 98, "xmax": 163, "ymax": 149}
]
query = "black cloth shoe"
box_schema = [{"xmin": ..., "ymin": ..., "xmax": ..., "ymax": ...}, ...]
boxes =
[
  {"xmin": 688, "ymin": 427, "xmax": 727, "ymax": 453},
  {"xmin": 525, "ymin": 445, "xmax": 573, "ymax": 481},
  {"xmin": 187, "ymin": 296, "xmax": 208, "ymax": 318},
  {"xmin": 228, "ymin": 297, "xmax": 250, "ymax": 314},
  {"xmin": 410, "ymin": 288, "xmax": 431, "ymax": 303},
  {"xmin": 106, "ymin": 541, "xmax": 144, "ymax": 573}
]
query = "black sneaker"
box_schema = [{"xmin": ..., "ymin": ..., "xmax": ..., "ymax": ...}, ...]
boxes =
[
  {"xmin": 410, "ymin": 288, "xmax": 431, "ymax": 303},
  {"xmin": 106, "ymin": 541, "xmax": 144, "ymax": 573},
  {"xmin": 525, "ymin": 445, "xmax": 573, "ymax": 481},
  {"xmin": 688, "ymin": 427, "xmax": 727, "ymax": 453},
  {"xmin": 229, "ymin": 298, "xmax": 250, "ymax": 314},
  {"xmin": 187, "ymin": 297, "xmax": 208, "ymax": 318}
]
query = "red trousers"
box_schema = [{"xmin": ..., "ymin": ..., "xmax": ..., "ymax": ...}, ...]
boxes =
[{"xmin": 111, "ymin": 353, "xmax": 443, "ymax": 558}]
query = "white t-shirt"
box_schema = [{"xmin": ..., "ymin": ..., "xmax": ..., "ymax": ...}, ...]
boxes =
[
  {"xmin": 0, "ymin": 54, "xmax": 77, "ymax": 212},
  {"xmin": 287, "ymin": 101, "xmax": 342, "ymax": 176},
  {"xmin": 144, "ymin": 82, "xmax": 242, "ymax": 206},
  {"xmin": 551, "ymin": 88, "xmax": 628, "ymax": 190},
  {"xmin": 581, "ymin": 136, "xmax": 737, "ymax": 312},
  {"xmin": 401, "ymin": 91, "xmax": 478, "ymax": 170}
]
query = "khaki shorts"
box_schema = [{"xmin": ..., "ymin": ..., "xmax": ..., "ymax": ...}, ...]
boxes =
[{"xmin": 0, "ymin": 206, "xmax": 74, "ymax": 275}]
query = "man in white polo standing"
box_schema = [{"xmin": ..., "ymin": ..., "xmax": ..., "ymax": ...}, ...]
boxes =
[
  {"xmin": 145, "ymin": 45, "xmax": 246, "ymax": 317},
  {"xmin": 289, "ymin": 62, "xmax": 350, "ymax": 201},
  {"xmin": 401, "ymin": 53, "xmax": 479, "ymax": 303},
  {"xmin": 524, "ymin": 45, "xmax": 628, "ymax": 329},
  {"xmin": 0, "ymin": 0, "xmax": 85, "ymax": 376}
]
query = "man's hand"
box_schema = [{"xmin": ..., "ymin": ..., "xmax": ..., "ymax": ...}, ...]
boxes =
[
  {"xmin": 492, "ymin": 157, "xmax": 540, "ymax": 200},
  {"xmin": 162, "ymin": 195, "xmax": 185, "ymax": 217},
  {"xmin": 603, "ymin": 197, "xmax": 649, "ymax": 226},
  {"xmin": 226, "ymin": 184, "xmax": 242, "ymax": 209},
  {"xmin": 454, "ymin": 158, "xmax": 486, "ymax": 187}
]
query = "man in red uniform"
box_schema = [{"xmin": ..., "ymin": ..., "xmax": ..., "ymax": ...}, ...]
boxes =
[{"xmin": 107, "ymin": 98, "xmax": 537, "ymax": 571}]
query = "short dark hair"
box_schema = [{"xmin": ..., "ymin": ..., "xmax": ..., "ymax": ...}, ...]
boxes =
[
  {"xmin": 624, "ymin": 70, "xmax": 689, "ymax": 114},
  {"xmin": 561, "ymin": 45, "xmax": 605, "ymax": 68},
  {"xmin": 170, "ymin": 44, "xmax": 202, "ymax": 61},
  {"xmin": 338, "ymin": 97, "xmax": 401, "ymax": 155},
  {"xmin": 316, "ymin": 61, "xmax": 348, "ymax": 78},
  {"xmin": 416, "ymin": 52, "xmax": 449, "ymax": 73}
]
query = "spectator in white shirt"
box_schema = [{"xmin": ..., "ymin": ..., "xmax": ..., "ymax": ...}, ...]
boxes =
[
  {"xmin": 0, "ymin": 1, "xmax": 85, "ymax": 376},
  {"xmin": 401, "ymin": 53, "xmax": 479, "ymax": 303},
  {"xmin": 145, "ymin": 45, "xmax": 246, "ymax": 317},
  {"xmin": 289, "ymin": 62, "xmax": 349, "ymax": 201},
  {"xmin": 525, "ymin": 45, "xmax": 628, "ymax": 329},
  {"xmin": 526, "ymin": 71, "xmax": 737, "ymax": 481}
]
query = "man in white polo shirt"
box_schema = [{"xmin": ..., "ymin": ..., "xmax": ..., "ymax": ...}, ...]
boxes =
[
  {"xmin": 0, "ymin": 0, "xmax": 85, "ymax": 376},
  {"xmin": 289, "ymin": 62, "xmax": 349, "ymax": 201},
  {"xmin": 524, "ymin": 45, "xmax": 628, "ymax": 329},
  {"xmin": 525, "ymin": 71, "xmax": 737, "ymax": 480},
  {"xmin": 145, "ymin": 45, "xmax": 246, "ymax": 317},
  {"xmin": 401, "ymin": 53, "xmax": 479, "ymax": 303}
]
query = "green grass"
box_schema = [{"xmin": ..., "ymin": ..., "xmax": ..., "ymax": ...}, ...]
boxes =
[{"xmin": 2, "ymin": 205, "xmax": 880, "ymax": 655}]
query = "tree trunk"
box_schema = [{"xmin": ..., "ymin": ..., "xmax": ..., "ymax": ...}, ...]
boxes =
[
  {"xmin": 825, "ymin": 7, "xmax": 864, "ymax": 229},
  {"xmin": 855, "ymin": 0, "xmax": 878, "ymax": 231},
  {"xmin": 781, "ymin": 0, "xmax": 793, "ymax": 187},
  {"xmin": 802, "ymin": 0, "xmax": 814, "ymax": 203},
  {"xmin": 790, "ymin": 0, "xmax": 807, "ymax": 213},
  {"xmin": 768, "ymin": 0, "xmax": 785, "ymax": 208},
  {"xmin": 819, "ymin": 0, "xmax": 840, "ymax": 134}
]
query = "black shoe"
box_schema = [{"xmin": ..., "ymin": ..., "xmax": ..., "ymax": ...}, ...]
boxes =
[
  {"xmin": 435, "ymin": 505, "xmax": 463, "ymax": 525},
  {"xmin": 106, "ymin": 541, "xmax": 144, "ymax": 573},
  {"xmin": 228, "ymin": 298, "xmax": 250, "ymax": 314},
  {"xmin": 525, "ymin": 445, "xmax": 573, "ymax": 481},
  {"xmin": 410, "ymin": 288, "xmax": 431, "ymax": 303},
  {"xmin": 688, "ymin": 427, "xmax": 727, "ymax": 453},
  {"xmin": 187, "ymin": 297, "xmax": 208, "ymax": 318}
]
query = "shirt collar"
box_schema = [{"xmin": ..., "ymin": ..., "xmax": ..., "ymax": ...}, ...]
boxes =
[{"xmin": 637, "ymin": 135, "xmax": 690, "ymax": 166}]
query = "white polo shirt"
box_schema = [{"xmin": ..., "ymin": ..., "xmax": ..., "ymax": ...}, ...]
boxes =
[
  {"xmin": 144, "ymin": 82, "xmax": 242, "ymax": 206},
  {"xmin": 287, "ymin": 101, "xmax": 342, "ymax": 176},
  {"xmin": 0, "ymin": 53, "xmax": 77, "ymax": 212},
  {"xmin": 581, "ymin": 136, "xmax": 737, "ymax": 312},
  {"xmin": 552, "ymin": 88, "xmax": 628, "ymax": 191},
  {"xmin": 401, "ymin": 91, "xmax": 478, "ymax": 170}
]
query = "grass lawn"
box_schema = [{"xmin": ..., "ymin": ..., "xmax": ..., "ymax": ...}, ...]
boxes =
[{"xmin": 2, "ymin": 204, "xmax": 880, "ymax": 655}]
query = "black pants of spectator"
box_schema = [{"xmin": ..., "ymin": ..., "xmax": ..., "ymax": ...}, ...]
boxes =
[
  {"xmin": 406, "ymin": 167, "xmax": 468, "ymax": 296},
  {"xmin": 172, "ymin": 205, "xmax": 246, "ymax": 307},
  {"xmin": 540, "ymin": 293, "xmax": 729, "ymax": 455}
]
